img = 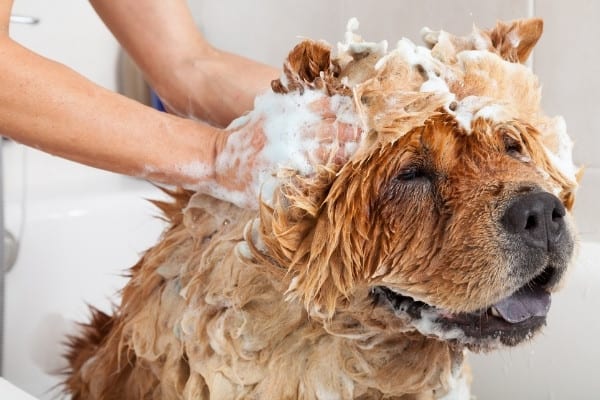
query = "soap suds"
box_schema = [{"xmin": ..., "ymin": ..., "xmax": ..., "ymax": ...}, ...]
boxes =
[
  {"xmin": 176, "ymin": 161, "xmax": 213, "ymax": 181},
  {"xmin": 438, "ymin": 370, "xmax": 471, "ymax": 400},
  {"xmin": 226, "ymin": 113, "xmax": 252, "ymax": 131},
  {"xmin": 315, "ymin": 384, "xmax": 343, "ymax": 400},
  {"xmin": 450, "ymin": 96, "xmax": 512, "ymax": 132},
  {"xmin": 420, "ymin": 76, "xmax": 451, "ymax": 94},
  {"xmin": 214, "ymin": 90, "xmax": 359, "ymax": 208},
  {"xmin": 507, "ymin": 29, "xmax": 521, "ymax": 48},
  {"xmin": 471, "ymin": 29, "xmax": 491, "ymax": 51},
  {"xmin": 337, "ymin": 17, "xmax": 388, "ymax": 61},
  {"xmin": 543, "ymin": 116, "xmax": 578, "ymax": 183}
]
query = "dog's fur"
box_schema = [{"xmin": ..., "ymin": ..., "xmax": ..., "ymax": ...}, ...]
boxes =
[{"xmin": 64, "ymin": 19, "xmax": 578, "ymax": 399}]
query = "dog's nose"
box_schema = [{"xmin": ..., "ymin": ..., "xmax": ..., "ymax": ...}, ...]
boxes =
[{"xmin": 502, "ymin": 192, "xmax": 566, "ymax": 251}]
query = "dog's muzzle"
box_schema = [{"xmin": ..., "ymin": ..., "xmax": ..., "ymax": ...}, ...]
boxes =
[{"xmin": 370, "ymin": 191, "xmax": 574, "ymax": 351}]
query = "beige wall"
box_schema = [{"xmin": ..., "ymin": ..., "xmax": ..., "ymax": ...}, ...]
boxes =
[
  {"xmin": 189, "ymin": 0, "xmax": 600, "ymax": 241},
  {"xmin": 10, "ymin": 0, "xmax": 119, "ymax": 92},
  {"xmin": 533, "ymin": 1, "xmax": 600, "ymax": 240}
]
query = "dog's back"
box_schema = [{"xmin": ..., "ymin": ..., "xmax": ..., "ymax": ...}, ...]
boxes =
[
  {"xmin": 66, "ymin": 191, "xmax": 363, "ymax": 399},
  {"xmin": 65, "ymin": 192, "xmax": 448, "ymax": 400},
  {"xmin": 65, "ymin": 191, "xmax": 257, "ymax": 399}
]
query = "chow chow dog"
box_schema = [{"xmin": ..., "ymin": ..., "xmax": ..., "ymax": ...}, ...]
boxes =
[{"xmin": 65, "ymin": 18, "xmax": 579, "ymax": 399}]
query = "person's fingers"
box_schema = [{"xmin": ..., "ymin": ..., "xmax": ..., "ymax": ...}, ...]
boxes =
[
  {"xmin": 307, "ymin": 97, "xmax": 337, "ymax": 119},
  {"xmin": 336, "ymin": 121, "xmax": 362, "ymax": 143},
  {"xmin": 306, "ymin": 120, "xmax": 364, "ymax": 166}
]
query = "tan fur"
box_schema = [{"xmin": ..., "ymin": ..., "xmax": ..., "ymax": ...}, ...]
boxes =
[{"xmin": 65, "ymin": 19, "xmax": 577, "ymax": 399}]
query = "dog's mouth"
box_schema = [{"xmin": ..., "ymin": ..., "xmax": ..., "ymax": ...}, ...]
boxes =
[{"xmin": 371, "ymin": 266, "xmax": 556, "ymax": 350}]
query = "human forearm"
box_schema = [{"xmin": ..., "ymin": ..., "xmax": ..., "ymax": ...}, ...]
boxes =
[
  {"xmin": 90, "ymin": 0, "xmax": 278, "ymax": 127},
  {"xmin": 0, "ymin": 1, "xmax": 11, "ymax": 33},
  {"xmin": 0, "ymin": 36, "xmax": 220, "ymax": 187},
  {"xmin": 88, "ymin": 0, "xmax": 208, "ymax": 84}
]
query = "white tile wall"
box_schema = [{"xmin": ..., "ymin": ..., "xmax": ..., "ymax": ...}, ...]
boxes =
[
  {"xmin": 10, "ymin": 0, "xmax": 119, "ymax": 91},
  {"xmin": 532, "ymin": 0, "xmax": 600, "ymax": 240},
  {"xmin": 533, "ymin": 0, "xmax": 600, "ymax": 168},
  {"xmin": 187, "ymin": 0, "xmax": 531, "ymax": 66},
  {"xmin": 337, "ymin": 0, "xmax": 531, "ymax": 47}
]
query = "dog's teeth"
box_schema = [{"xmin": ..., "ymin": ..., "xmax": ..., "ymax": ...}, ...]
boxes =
[{"xmin": 490, "ymin": 306, "xmax": 501, "ymax": 318}]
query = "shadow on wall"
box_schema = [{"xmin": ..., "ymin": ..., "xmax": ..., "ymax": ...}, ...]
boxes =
[{"xmin": 117, "ymin": 50, "xmax": 152, "ymax": 107}]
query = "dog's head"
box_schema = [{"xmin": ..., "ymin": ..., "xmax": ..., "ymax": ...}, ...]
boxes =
[{"xmin": 248, "ymin": 18, "xmax": 579, "ymax": 351}]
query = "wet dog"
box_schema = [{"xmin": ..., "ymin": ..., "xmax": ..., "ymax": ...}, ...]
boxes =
[{"xmin": 65, "ymin": 18, "xmax": 578, "ymax": 399}]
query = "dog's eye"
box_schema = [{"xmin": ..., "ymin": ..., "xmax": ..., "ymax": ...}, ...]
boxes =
[
  {"xmin": 503, "ymin": 135, "xmax": 526, "ymax": 158},
  {"xmin": 396, "ymin": 167, "xmax": 429, "ymax": 182}
]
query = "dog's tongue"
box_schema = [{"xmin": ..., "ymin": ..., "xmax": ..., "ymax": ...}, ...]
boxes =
[{"xmin": 492, "ymin": 287, "xmax": 551, "ymax": 323}]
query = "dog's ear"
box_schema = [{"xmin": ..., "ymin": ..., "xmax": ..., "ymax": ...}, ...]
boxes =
[
  {"xmin": 487, "ymin": 18, "xmax": 543, "ymax": 64},
  {"xmin": 253, "ymin": 165, "xmax": 370, "ymax": 317},
  {"xmin": 271, "ymin": 40, "xmax": 350, "ymax": 96}
]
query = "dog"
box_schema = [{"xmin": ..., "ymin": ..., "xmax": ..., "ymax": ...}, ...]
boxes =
[{"xmin": 64, "ymin": 18, "xmax": 579, "ymax": 399}]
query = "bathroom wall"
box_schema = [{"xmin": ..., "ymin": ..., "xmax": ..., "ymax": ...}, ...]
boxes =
[
  {"xmin": 533, "ymin": 0, "xmax": 600, "ymax": 241},
  {"xmin": 9, "ymin": 0, "xmax": 119, "ymax": 92}
]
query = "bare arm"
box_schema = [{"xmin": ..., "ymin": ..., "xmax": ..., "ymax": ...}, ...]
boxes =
[
  {"xmin": 0, "ymin": 1, "xmax": 220, "ymax": 187},
  {"xmin": 0, "ymin": 1, "xmax": 10, "ymax": 33},
  {"xmin": 89, "ymin": 0, "xmax": 279, "ymax": 127}
]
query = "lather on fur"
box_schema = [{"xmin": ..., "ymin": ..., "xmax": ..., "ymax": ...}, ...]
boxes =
[{"xmin": 64, "ymin": 18, "xmax": 579, "ymax": 399}]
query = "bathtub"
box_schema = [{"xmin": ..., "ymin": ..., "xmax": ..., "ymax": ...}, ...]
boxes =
[
  {"xmin": 3, "ymin": 141, "xmax": 168, "ymax": 397},
  {"xmin": 2, "ymin": 141, "xmax": 599, "ymax": 399}
]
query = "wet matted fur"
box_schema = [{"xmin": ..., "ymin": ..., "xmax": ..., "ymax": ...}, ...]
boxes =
[{"xmin": 64, "ymin": 18, "xmax": 579, "ymax": 399}]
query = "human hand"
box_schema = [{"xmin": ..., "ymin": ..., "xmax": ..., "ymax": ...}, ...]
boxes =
[{"xmin": 207, "ymin": 93, "xmax": 362, "ymax": 209}]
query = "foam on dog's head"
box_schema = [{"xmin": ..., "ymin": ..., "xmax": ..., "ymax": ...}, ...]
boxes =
[
  {"xmin": 252, "ymin": 18, "xmax": 579, "ymax": 317},
  {"xmin": 339, "ymin": 18, "xmax": 576, "ymax": 184}
]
